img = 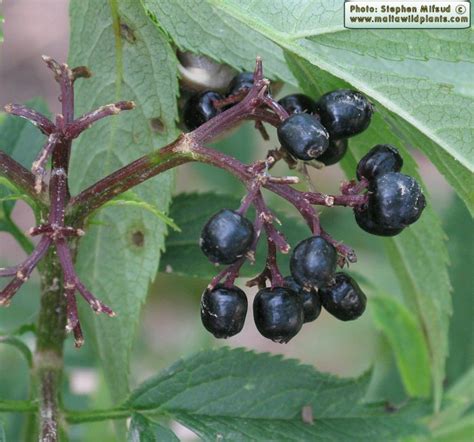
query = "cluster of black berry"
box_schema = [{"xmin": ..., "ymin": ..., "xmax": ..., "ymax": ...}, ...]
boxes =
[
  {"xmin": 183, "ymin": 69, "xmax": 426, "ymax": 343},
  {"xmin": 198, "ymin": 210, "xmax": 367, "ymax": 343},
  {"xmin": 354, "ymin": 145, "xmax": 426, "ymax": 236},
  {"xmin": 277, "ymin": 89, "xmax": 371, "ymax": 164},
  {"xmin": 183, "ymin": 72, "xmax": 255, "ymax": 131}
]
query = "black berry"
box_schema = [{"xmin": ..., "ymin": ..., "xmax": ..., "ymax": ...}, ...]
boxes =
[
  {"xmin": 290, "ymin": 236, "xmax": 337, "ymax": 288},
  {"xmin": 277, "ymin": 113, "xmax": 329, "ymax": 161},
  {"xmin": 356, "ymin": 144, "xmax": 403, "ymax": 181},
  {"xmin": 201, "ymin": 285, "xmax": 248, "ymax": 338},
  {"xmin": 284, "ymin": 276, "xmax": 321, "ymax": 323},
  {"xmin": 200, "ymin": 209, "xmax": 254, "ymax": 265},
  {"xmin": 227, "ymin": 72, "xmax": 254, "ymax": 96},
  {"xmin": 253, "ymin": 287, "xmax": 304, "ymax": 343},
  {"xmin": 369, "ymin": 172, "xmax": 426, "ymax": 230},
  {"xmin": 316, "ymin": 89, "xmax": 373, "ymax": 139},
  {"xmin": 278, "ymin": 94, "xmax": 317, "ymax": 115},
  {"xmin": 320, "ymin": 273, "xmax": 367, "ymax": 321},
  {"xmin": 183, "ymin": 90, "xmax": 223, "ymax": 131},
  {"xmin": 354, "ymin": 207, "xmax": 404, "ymax": 237},
  {"xmin": 316, "ymin": 138, "xmax": 348, "ymax": 166}
]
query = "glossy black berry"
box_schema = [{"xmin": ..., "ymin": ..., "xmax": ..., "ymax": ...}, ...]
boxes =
[
  {"xmin": 369, "ymin": 172, "xmax": 426, "ymax": 230},
  {"xmin": 354, "ymin": 207, "xmax": 404, "ymax": 237},
  {"xmin": 316, "ymin": 89, "xmax": 373, "ymax": 139},
  {"xmin": 200, "ymin": 209, "xmax": 254, "ymax": 265},
  {"xmin": 316, "ymin": 138, "xmax": 348, "ymax": 166},
  {"xmin": 320, "ymin": 273, "xmax": 367, "ymax": 321},
  {"xmin": 201, "ymin": 285, "xmax": 248, "ymax": 338},
  {"xmin": 183, "ymin": 90, "xmax": 223, "ymax": 131},
  {"xmin": 290, "ymin": 236, "xmax": 337, "ymax": 289},
  {"xmin": 284, "ymin": 276, "xmax": 321, "ymax": 323},
  {"xmin": 277, "ymin": 113, "xmax": 329, "ymax": 161},
  {"xmin": 253, "ymin": 287, "xmax": 304, "ymax": 343},
  {"xmin": 356, "ymin": 144, "xmax": 403, "ymax": 181},
  {"xmin": 278, "ymin": 94, "xmax": 317, "ymax": 115},
  {"xmin": 227, "ymin": 72, "xmax": 254, "ymax": 96}
]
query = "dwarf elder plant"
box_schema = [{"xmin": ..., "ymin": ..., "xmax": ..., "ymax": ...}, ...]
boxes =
[{"xmin": 0, "ymin": 1, "xmax": 472, "ymax": 441}]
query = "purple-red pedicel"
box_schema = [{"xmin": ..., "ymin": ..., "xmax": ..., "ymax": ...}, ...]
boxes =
[
  {"xmin": 0, "ymin": 57, "xmax": 128, "ymax": 347},
  {"xmin": 0, "ymin": 55, "xmax": 425, "ymax": 347}
]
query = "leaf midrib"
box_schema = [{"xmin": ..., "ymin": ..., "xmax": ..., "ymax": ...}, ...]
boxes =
[
  {"xmin": 209, "ymin": 0, "xmax": 473, "ymax": 172},
  {"xmin": 131, "ymin": 375, "xmax": 366, "ymax": 420}
]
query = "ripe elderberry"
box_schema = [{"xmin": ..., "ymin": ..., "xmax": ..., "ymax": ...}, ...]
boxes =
[
  {"xmin": 200, "ymin": 285, "xmax": 248, "ymax": 338},
  {"xmin": 278, "ymin": 94, "xmax": 317, "ymax": 115},
  {"xmin": 183, "ymin": 90, "xmax": 223, "ymax": 131},
  {"xmin": 284, "ymin": 276, "xmax": 321, "ymax": 323},
  {"xmin": 320, "ymin": 273, "xmax": 367, "ymax": 321},
  {"xmin": 200, "ymin": 209, "xmax": 254, "ymax": 265},
  {"xmin": 354, "ymin": 208, "xmax": 404, "ymax": 237},
  {"xmin": 227, "ymin": 72, "xmax": 254, "ymax": 96},
  {"xmin": 316, "ymin": 89, "xmax": 373, "ymax": 139},
  {"xmin": 368, "ymin": 172, "xmax": 426, "ymax": 230},
  {"xmin": 277, "ymin": 113, "xmax": 329, "ymax": 161},
  {"xmin": 316, "ymin": 139, "xmax": 348, "ymax": 166},
  {"xmin": 253, "ymin": 287, "xmax": 304, "ymax": 343},
  {"xmin": 290, "ymin": 236, "xmax": 337, "ymax": 288},
  {"xmin": 356, "ymin": 144, "xmax": 403, "ymax": 181}
]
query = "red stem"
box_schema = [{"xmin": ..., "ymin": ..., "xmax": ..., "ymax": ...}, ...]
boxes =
[
  {"xmin": 0, "ymin": 236, "xmax": 52, "ymax": 306},
  {"xmin": 63, "ymin": 101, "xmax": 135, "ymax": 139},
  {"xmin": 0, "ymin": 150, "xmax": 48, "ymax": 203},
  {"xmin": 3, "ymin": 104, "xmax": 55, "ymax": 135},
  {"xmin": 32, "ymin": 133, "xmax": 61, "ymax": 192}
]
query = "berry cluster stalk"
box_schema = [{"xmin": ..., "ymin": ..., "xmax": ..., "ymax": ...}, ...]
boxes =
[{"xmin": 0, "ymin": 57, "xmax": 369, "ymax": 441}]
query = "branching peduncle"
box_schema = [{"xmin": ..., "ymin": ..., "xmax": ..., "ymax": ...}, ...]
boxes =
[
  {"xmin": 0, "ymin": 57, "xmax": 131, "ymax": 442},
  {"xmin": 0, "ymin": 55, "xmax": 370, "ymax": 441}
]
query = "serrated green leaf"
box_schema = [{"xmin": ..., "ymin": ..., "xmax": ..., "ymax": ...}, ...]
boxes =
[
  {"xmin": 128, "ymin": 414, "xmax": 178, "ymax": 442},
  {"xmin": 380, "ymin": 111, "xmax": 474, "ymax": 216},
  {"xmin": 371, "ymin": 295, "xmax": 431, "ymax": 398},
  {"xmin": 285, "ymin": 52, "xmax": 474, "ymax": 215},
  {"xmin": 143, "ymin": 0, "xmax": 296, "ymax": 84},
  {"xmin": 100, "ymin": 191, "xmax": 180, "ymax": 232},
  {"xmin": 207, "ymin": 1, "xmax": 473, "ymax": 174},
  {"xmin": 128, "ymin": 347, "xmax": 424, "ymax": 441},
  {"xmin": 69, "ymin": 0, "xmax": 179, "ymax": 403}
]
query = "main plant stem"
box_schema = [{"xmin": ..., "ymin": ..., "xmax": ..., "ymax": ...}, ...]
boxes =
[
  {"xmin": 32, "ymin": 59, "xmax": 75, "ymax": 442},
  {"xmin": 33, "ymin": 247, "xmax": 67, "ymax": 442}
]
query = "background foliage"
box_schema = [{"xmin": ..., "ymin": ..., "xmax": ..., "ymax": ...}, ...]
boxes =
[{"xmin": 0, "ymin": 0, "xmax": 472, "ymax": 440}]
